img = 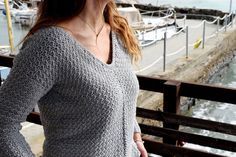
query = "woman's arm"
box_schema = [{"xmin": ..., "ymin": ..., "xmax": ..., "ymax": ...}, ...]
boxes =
[
  {"xmin": 0, "ymin": 35, "xmax": 60, "ymax": 156},
  {"xmin": 133, "ymin": 118, "xmax": 148, "ymax": 157}
]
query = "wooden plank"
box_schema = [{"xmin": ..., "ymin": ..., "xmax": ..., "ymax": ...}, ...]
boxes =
[
  {"xmin": 140, "ymin": 124, "xmax": 236, "ymax": 152},
  {"xmin": 137, "ymin": 76, "xmax": 236, "ymax": 105},
  {"xmin": 180, "ymin": 82, "xmax": 236, "ymax": 105},
  {"xmin": 137, "ymin": 75, "xmax": 166, "ymax": 93},
  {"xmin": 142, "ymin": 138, "xmax": 227, "ymax": 157},
  {"xmin": 0, "ymin": 54, "xmax": 14, "ymax": 67},
  {"xmin": 26, "ymin": 112, "xmax": 41, "ymax": 125},
  {"xmin": 136, "ymin": 108, "xmax": 236, "ymax": 136}
]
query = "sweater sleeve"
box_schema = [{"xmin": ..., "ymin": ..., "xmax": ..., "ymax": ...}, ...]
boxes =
[
  {"xmin": 0, "ymin": 33, "xmax": 60, "ymax": 156},
  {"xmin": 134, "ymin": 117, "xmax": 141, "ymax": 133}
]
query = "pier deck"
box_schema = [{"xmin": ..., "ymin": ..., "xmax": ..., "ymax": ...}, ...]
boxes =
[{"xmin": 135, "ymin": 19, "xmax": 220, "ymax": 75}]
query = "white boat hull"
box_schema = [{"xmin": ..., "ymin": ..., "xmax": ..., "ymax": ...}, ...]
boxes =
[
  {"xmin": 13, "ymin": 9, "xmax": 37, "ymax": 26},
  {"xmin": 0, "ymin": 2, "xmax": 5, "ymax": 10}
]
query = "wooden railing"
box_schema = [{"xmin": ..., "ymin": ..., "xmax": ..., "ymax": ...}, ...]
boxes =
[
  {"xmin": 137, "ymin": 76, "xmax": 236, "ymax": 157},
  {"xmin": 1, "ymin": 54, "xmax": 236, "ymax": 157}
]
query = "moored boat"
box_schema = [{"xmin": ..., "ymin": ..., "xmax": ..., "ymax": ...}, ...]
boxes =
[
  {"xmin": 117, "ymin": 5, "xmax": 179, "ymax": 49},
  {"xmin": 2, "ymin": 0, "xmax": 37, "ymax": 26},
  {"xmin": 0, "ymin": 1, "xmax": 4, "ymax": 10}
]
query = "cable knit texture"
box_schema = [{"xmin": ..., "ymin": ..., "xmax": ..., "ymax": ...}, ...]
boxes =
[{"xmin": 0, "ymin": 26, "xmax": 141, "ymax": 157}]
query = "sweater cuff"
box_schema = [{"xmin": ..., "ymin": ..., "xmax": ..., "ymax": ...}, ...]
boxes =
[{"xmin": 134, "ymin": 118, "xmax": 141, "ymax": 133}]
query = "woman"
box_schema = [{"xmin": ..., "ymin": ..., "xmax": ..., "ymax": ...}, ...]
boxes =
[{"xmin": 0, "ymin": 0, "xmax": 148, "ymax": 156}]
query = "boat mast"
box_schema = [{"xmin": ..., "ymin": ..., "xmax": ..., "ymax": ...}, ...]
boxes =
[
  {"xmin": 229, "ymin": 0, "xmax": 232, "ymax": 13},
  {"xmin": 4, "ymin": 0, "xmax": 15, "ymax": 55}
]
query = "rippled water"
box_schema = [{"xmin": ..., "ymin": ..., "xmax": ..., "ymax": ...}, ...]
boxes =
[
  {"xmin": 183, "ymin": 56, "xmax": 236, "ymax": 156},
  {"xmin": 0, "ymin": 14, "xmax": 29, "ymax": 48}
]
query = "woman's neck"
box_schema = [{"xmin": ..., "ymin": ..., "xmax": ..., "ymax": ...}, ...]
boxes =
[
  {"xmin": 56, "ymin": 0, "xmax": 111, "ymax": 43},
  {"xmin": 77, "ymin": 0, "xmax": 107, "ymax": 28}
]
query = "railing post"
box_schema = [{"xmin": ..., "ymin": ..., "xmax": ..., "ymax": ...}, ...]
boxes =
[
  {"xmin": 184, "ymin": 16, "xmax": 186, "ymax": 27},
  {"xmin": 142, "ymin": 30, "xmax": 145, "ymax": 42},
  {"xmin": 202, "ymin": 20, "xmax": 206, "ymax": 49},
  {"xmin": 186, "ymin": 26, "xmax": 189, "ymax": 59},
  {"xmin": 152, "ymin": 11, "xmax": 154, "ymax": 19},
  {"xmin": 174, "ymin": 12, "xmax": 177, "ymax": 28},
  {"xmin": 163, "ymin": 81, "xmax": 181, "ymax": 147},
  {"xmin": 229, "ymin": 0, "xmax": 232, "ymax": 13},
  {"xmin": 233, "ymin": 11, "xmax": 235, "ymax": 26},
  {"xmin": 217, "ymin": 17, "xmax": 220, "ymax": 34},
  {"xmin": 155, "ymin": 27, "xmax": 158, "ymax": 41},
  {"xmin": 233, "ymin": 10, "xmax": 236, "ymax": 22},
  {"xmin": 231, "ymin": 13, "xmax": 234, "ymax": 28},
  {"xmin": 165, "ymin": 22, "xmax": 168, "ymax": 32},
  {"xmin": 163, "ymin": 32, "xmax": 167, "ymax": 72},
  {"xmin": 224, "ymin": 16, "xmax": 228, "ymax": 32}
]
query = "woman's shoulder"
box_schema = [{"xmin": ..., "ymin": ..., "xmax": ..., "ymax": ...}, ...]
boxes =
[
  {"xmin": 21, "ymin": 26, "xmax": 69, "ymax": 50},
  {"xmin": 17, "ymin": 26, "xmax": 70, "ymax": 63}
]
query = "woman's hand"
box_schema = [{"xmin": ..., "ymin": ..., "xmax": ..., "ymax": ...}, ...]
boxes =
[
  {"xmin": 133, "ymin": 132, "xmax": 148, "ymax": 157},
  {"xmin": 135, "ymin": 140, "xmax": 148, "ymax": 157}
]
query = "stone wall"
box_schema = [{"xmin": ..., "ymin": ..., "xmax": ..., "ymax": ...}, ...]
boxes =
[{"xmin": 116, "ymin": 3, "xmax": 231, "ymax": 22}]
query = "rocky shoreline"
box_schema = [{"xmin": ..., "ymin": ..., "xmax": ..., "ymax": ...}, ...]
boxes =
[{"xmin": 117, "ymin": 3, "xmax": 233, "ymax": 23}]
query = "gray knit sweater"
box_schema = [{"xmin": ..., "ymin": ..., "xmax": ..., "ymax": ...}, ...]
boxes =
[{"xmin": 0, "ymin": 27, "xmax": 141, "ymax": 157}]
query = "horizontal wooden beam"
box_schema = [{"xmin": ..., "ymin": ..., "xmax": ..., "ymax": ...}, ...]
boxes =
[
  {"xmin": 142, "ymin": 138, "xmax": 227, "ymax": 157},
  {"xmin": 26, "ymin": 112, "xmax": 41, "ymax": 125},
  {"xmin": 137, "ymin": 75, "xmax": 236, "ymax": 105},
  {"xmin": 140, "ymin": 124, "xmax": 236, "ymax": 152},
  {"xmin": 0, "ymin": 54, "xmax": 14, "ymax": 67},
  {"xmin": 180, "ymin": 82, "xmax": 236, "ymax": 104},
  {"xmin": 137, "ymin": 75, "xmax": 166, "ymax": 93},
  {"xmin": 137, "ymin": 108, "xmax": 236, "ymax": 136}
]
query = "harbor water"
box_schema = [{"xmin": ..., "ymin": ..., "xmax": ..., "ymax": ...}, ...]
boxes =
[
  {"xmin": 182, "ymin": 56, "xmax": 236, "ymax": 156},
  {"xmin": 0, "ymin": 14, "xmax": 29, "ymax": 48}
]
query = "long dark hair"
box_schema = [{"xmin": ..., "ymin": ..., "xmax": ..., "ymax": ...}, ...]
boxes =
[{"xmin": 23, "ymin": 0, "xmax": 141, "ymax": 62}]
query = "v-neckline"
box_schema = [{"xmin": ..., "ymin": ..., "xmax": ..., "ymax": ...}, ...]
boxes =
[{"xmin": 53, "ymin": 26, "xmax": 116, "ymax": 68}]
